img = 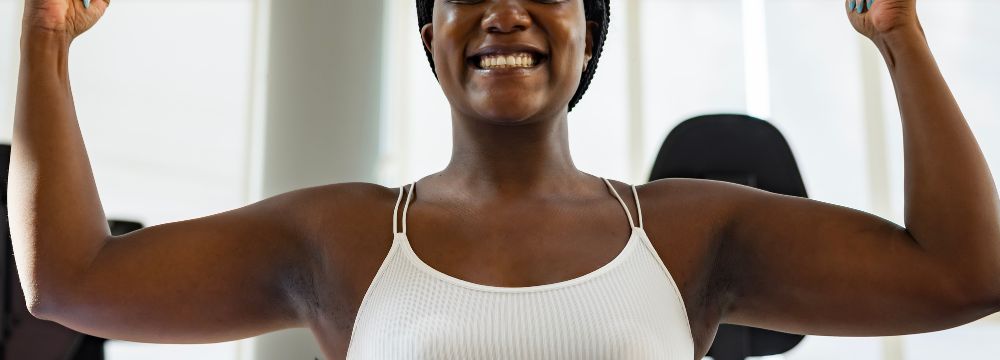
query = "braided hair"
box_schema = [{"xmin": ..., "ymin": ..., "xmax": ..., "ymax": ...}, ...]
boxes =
[{"xmin": 415, "ymin": 0, "xmax": 611, "ymax": 112}]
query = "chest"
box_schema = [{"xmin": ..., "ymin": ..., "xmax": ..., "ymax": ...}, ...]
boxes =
[
  {"xmin": 405, "ymin": 204, "xmax": 636, "ymax": 288},
  {"xmin": 315, "ymin": 198, "xmax": 721, "ymax": 359},
  {"xmin": 345, "ymin": 231, "xmax": 696, "ymax": 360}
]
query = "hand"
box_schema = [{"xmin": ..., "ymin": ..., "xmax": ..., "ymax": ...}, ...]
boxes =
[
  {"xmin": 22, "ymin": 0, "xmax": 109, "ymax": 40},
  {"xmin": 846, "ymin": 0, "xmax": 921, "ymax": 40}
]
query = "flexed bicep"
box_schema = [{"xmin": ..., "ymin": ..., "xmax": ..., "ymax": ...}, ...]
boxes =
[
  {"xmin": 715, "ymin": 181, "xmax": 997, "ymax": 337},
  {"xmin": 34, "ymin": 188, "xmax": 324, "ymax": 344}
]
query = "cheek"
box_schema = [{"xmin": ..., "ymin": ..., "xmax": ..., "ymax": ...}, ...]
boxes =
[
  {"xmin": 549, "ymin": 22, "xmax": 588, "ymax": 89},
  {"xmin": 431, "ymin": 24, "xmax": 474, "ymax": 99}
]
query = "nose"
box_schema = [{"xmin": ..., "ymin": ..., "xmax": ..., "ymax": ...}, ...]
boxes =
[{"xmin": 481, "ymin": 0, "xmax": 532, "ymax": 34}]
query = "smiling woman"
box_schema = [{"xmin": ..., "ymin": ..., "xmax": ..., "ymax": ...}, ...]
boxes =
[
  {"xmin": 416, "ymin": 0, "xmax": 609, "ymax": 113},
  {"xmin": 414, "ymin": 0, "xmax": 607, "ymax": 122},
  {"xmin": 7, "ymin": 1, "xmax": 1000, "ymax": 360}
]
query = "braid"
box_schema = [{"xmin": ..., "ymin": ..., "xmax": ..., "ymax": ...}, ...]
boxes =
[{"xmin": 414, "ymin": 0, "xmax": 611, "ymax": 112}]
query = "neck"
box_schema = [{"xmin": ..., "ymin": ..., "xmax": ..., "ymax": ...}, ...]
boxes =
[{"xmin": 431, "ymin": 110, "xmax": 596, "ymax": 198}]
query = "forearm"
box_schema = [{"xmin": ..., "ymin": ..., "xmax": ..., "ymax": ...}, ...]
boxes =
[
  {"xmin": 10, "ymin": 30, "xmax": 111, "ymax": 312},
  {"xmin": 878, "ymin": 27, "xmax": 1000, "ymax": 284}
]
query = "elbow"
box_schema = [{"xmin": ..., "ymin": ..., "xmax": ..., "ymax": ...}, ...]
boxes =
[
  {"xmin": 951, "ymin": 267, "xmax": 1000, "ymax": 316},
  {"xmin": 980, "ymin": 257, "xmax": 1000, "ymax": 313},
  {"xmin": 21, "ymin": 277, "xmax": 76, "ymax": 322},
  {"xmin": 23, "ymin": 283, "xmax": 67, "ymax": 322},
  {"xmin": 967, "ymin": 284, "xmax": 1000, "ymax": 314},
  {"xmin": 965, "ymin": 288, "xmax": 1000, "ymax": 318},
  {"xmin": 986, "ymin": 279, "xmax": 1000, "ymax": 314}
]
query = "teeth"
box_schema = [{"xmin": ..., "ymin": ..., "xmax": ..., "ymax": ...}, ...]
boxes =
[{"xmin": 478, "ymin": 52, "xmax": 538, "ymax": 69}]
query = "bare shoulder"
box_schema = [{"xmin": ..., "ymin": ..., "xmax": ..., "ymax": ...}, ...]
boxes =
[
  {"xmin": 272, "ymin": 182, "xmax": 403, "ymax": 248},
  {"xmin": 635, "ymin": 177, "xmax": 778, "ymax": 232},
  {"xmin": 634, "ymin": 177, "xmax": 773, "ymax": 272},
  {"xmin": 637, "ymin": 177, "xmax": 759, "ymax": 210},
  {"xmin": 633, "ymin": 177, "xmax": 748, "ymax": 268}
]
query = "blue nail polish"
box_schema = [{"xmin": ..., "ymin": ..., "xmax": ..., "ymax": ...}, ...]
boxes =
[
  {"xmin": 868, "ymin": 0, "xmax": 874, "ymax": 8},
  {"xmin": 83, "ymin": 0, "xmax": 90, "ymax": 8},
  {"xmin": 857, "ymin": 0, "xmax": 863, "ymax": 13},
  {"xmin": 848, "ymin": 0, "xmax": 856, "ymax": 11}
]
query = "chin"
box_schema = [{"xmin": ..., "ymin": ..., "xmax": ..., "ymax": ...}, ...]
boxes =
[
  {"xmin": 473, "ymin": 104, "xmax": 545, "ymax": 125},
  {"xmin": 468, "ymin": 93, "xmax": 552, "ymax": 124}
]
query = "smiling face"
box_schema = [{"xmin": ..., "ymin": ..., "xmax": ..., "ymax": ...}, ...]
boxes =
[{"xmin": 422, "ymin": 0, "xmax": 595, "ymax": 124}]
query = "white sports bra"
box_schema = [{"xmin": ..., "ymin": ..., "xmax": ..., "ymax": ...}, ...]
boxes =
[{"xmin": 346, "ymin": 179, "xmax": 695, "ymax": 359}]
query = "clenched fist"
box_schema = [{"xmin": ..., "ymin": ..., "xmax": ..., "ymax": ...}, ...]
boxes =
[
  {"xmin": 22, "ymin": 0, "xmax": 109, "ymax": 40},
  {"xmin": 846, "ymin": 0, "xmax": 922, "ymax": 40}
]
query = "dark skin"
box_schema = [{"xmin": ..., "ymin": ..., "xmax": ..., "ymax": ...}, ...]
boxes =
[{"xmin": 9, "ymin": 0, "xmax": 1000, "ymax": 359}]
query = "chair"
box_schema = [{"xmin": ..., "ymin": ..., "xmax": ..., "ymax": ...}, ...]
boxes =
[{"xmin": 648, "ymin": 114, "xmax": 807, "ymax": 360}]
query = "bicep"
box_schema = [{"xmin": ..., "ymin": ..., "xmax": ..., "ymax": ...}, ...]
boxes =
[
  {"xmin": 714, "ymin": 183, "xmax": 986, "ymax": 336},
  {"xmin": 46, "ymin": 191, "xmax": 317, "ymax": 344}
]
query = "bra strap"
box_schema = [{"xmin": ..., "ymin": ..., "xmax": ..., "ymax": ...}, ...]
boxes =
[
  {"xmin": 603, "ymin": 178, "xmax": 638, "ymax": 229},
  {"xmin": 632, "ymin": 185, "xmax": 644, "ymax": 229},
  {"xmin": 392, "ymin": 185, "xmax": 405, "ymax": 234},
  {"xmin": 401, "ymin": 182, "xmax": 416, "ymax": 234}
]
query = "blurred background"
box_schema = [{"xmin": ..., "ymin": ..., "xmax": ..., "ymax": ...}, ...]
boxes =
[{"xmin": 1, "ymin": 0, "xmax": 999, "ymax": 359}]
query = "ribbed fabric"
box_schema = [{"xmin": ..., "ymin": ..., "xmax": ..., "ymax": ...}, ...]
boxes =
[{"xmin": 346, "ymin": 179, "xmax": 694, "ymax": 359}]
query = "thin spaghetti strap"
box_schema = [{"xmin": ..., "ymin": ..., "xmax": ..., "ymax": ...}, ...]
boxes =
[
  {"xmin": 632, "ymin": 185, "xmax": 644, "ymax": 229},
  {"xmin": 401, "ymin": 182, "xmax": 416, "ymax": 235},
  {"xmin": 603, "ymin": 178, "xmax": 637, "ymax": 229},
  {"xmin": 392, "ymin": 186, "xmax": 405, "ymax": 234}
]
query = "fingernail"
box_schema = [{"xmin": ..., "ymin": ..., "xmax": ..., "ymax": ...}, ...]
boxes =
[
  {"xmin": 83, "ymin": 0, "xmax": 90, "ymax": 8},
  {"xmin": 857, "ymin": 0, "xmax": 864, "ymax": 13},
  {"xmin": 868, "ymin": 0, "xmax": 874, "ymax": 8},
  {"xmin": 848, "ymin": 0, "xmax": 856, "ymax": 11}
]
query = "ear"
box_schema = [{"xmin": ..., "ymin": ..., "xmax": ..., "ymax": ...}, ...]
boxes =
[
  {"xmin": 420, "ymin": 23, "xmax": 434, "ymax": 54},
  {"xmin": 583, "ymin": 20, "xmax": 597, "ymax": 71}
]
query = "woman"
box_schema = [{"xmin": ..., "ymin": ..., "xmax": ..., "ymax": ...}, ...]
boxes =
[{"xmin": 10, "ymin": 0, "xmax": 1000, "ymax": 359}]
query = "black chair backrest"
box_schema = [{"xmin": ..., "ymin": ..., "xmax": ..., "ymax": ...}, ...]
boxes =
[{"xmin": 648, "ymin": 114, "xmax": 806, "ymax": 360}]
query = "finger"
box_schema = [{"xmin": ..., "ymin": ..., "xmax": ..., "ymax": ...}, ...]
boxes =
[
  {"xmin": 846, "ymin": 0, "xmax": 863, "ymax": 15},
  {"xmin": 83, "ymin": 0, "xmax": 90, "ymax": 9}
]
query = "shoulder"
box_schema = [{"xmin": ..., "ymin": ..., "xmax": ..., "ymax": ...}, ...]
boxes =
[
  {"xmin": 636, "ymin": 178, "xmax": 773, "ymax": 220},
  {"xmin": 244, "ymin": 182, "xmax": 405, "ymax": 258},
  {"xmin": 638, "ymin": 177, "xmax": 759, "ymax": 203},
  {"xmin": 277, "ymin": 182, "xmax": 401, "ymax": 210},
  {"xmin": 267, "ymin": 182, "xmax": 403, "ymax": 235},
  {"xmin": 243, "ymin": 183, "xmax": 404, "ymax": 317}
]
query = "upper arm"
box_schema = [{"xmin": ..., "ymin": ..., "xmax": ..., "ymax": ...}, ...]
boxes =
[
  {"xmin": 692, "ymin": 180, "xmax": 997, "ymax": 336},
  {"xmin": 38, "ymin": 185, "xmax": 355, "ymax": 344}
]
